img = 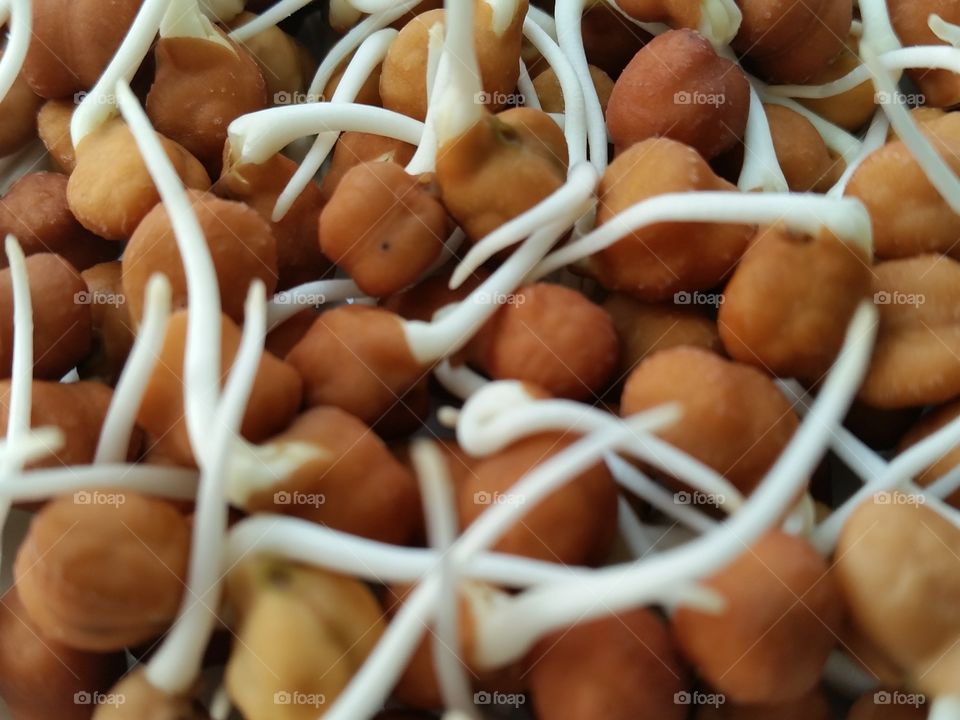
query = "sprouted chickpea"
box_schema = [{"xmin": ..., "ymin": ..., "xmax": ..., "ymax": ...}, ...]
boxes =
[
  {"xmin": 589, "ymin": 138, "xmax": 754, "ymax": 301},
  {"xmin": 325, "ymin": 55, "xmax": 384, "ymax": 108},
  {"xmin": 92, "ymin": 668, "xmax": 209, "ymax": 720},
  {"xmin": 672, "ymin": 531, "xmax": 842, "ymax": 703},
  {"xmin": 534, "ymin": 64, "xmax": 613, "ymax": 114},
  {"xmin": 621, "ymin": 347, "xmax": 800, "ymax": 495},
  {"xmin": 67, "ymin": 119, "xmax": 211, "ymax": 240},
  {"xmin": 798, "ymin": 37, "xmax": 877, "ymax": 132},
  {"xmin": 319, "ymin": 131, "xmax": 417, "ymax": 202},
  {"xmin": 718, "ymin": 224, "xmax": 871, "ymax": 383},
  {"xmin": 14, "ymin": 491, "xmax": 192, "ymax": 651},
  {"xmin": 37, "ymin": 100, "xmax": 77, "ymax": 173},
  {"xmin": 228, "ymin": 12, "xmax": 317, "ymax": 103},
  {"xmin": 77, "ymin": 262, "xmax": 135, "ymax": 383},
  {"xmin": 319, "ymin": 161, "xmax": 447, "ymax": 297},
  {"xmin": 888, "ymin": 0, "xmax": 960, "ymax": 108},
  {"xmin": 0, "ymin": 252, "xmax": 92, "ymax": 380},
  {"xmin": 606, "ymin": 30, "xmax": 750, "ymax": 161},
  {"xmin": 527, "ymin": 608, "xmax": 689, "ymax": 720},
  {"xmin": 0, "ymin": 64, "xmax": 42, "ymax": 157},
  {"xmin": 764, "ymin": 104, "xmax": 845, "ymax": 193},
  {"xmin": 578, "ymin": 1, "xmax": 650, "ymax": 78},
  {"xmin": 122, "ymin": 190, "xmax": 278, "ymax": 324},
  {"xmin": 225, "ymin": 556, "xmax": 385, "ymax": 720}
]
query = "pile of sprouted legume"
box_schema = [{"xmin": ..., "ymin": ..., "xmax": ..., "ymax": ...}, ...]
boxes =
[{"xmin": 4, "ymin": 0, "xmax": 960, "ymax": 718}]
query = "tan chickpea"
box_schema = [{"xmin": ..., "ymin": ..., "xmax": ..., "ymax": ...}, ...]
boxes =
[
  {"xmin": 319, "ymin": 131, "xmax": 417, "ymax": 202},
  {"xmin": 22, "ymin": 0, "xmax": 142, "ymax": 98},
  {"xmin": 622, "ymin": 347, "xmax": 799, "ymax": 495},
  {"xmin": 139, "ymin": 310, "xmax": 302, "ymax": 467},
  {"xmin": 265, "ymin": 309, "xmax": 318, "ymax": 359},
  {"xmin": 0, "ymin": 589, "xmax": 127, "ymax": 720},
  {"xmin": 380, "ymin": 1, "xmax": 527, "ymax": 121},
  {"xmin": 718, "ymin": 224, "xmax": 871, "ymax": 383},
  {"xmin": 848, "ymin": 690, "xmax": 928, "ymax": 720},
  {"xmin": 799, "ymin": 37, "xmax": 877, "ymax": 132},
  {"xmin": 319, "ymin": 161, "xmax": 447, "ymax": 297},
  {"xmin": 78, "ymin": 261, "xmax": 135, "ymax": 383},
  {"xmin": 603, "ymin": 294, "xmax": 722, "ymax": 377},
  {"xmin": 764, "ymin": 104, "xmax": 845, "ymax": 192},
  {"xmin": 859, "ymin": 255, "xmax": 960, "ymax": 409},
  {"xmin": 731, "ymin": 0, "xmax": 853, "ymax": 83},
  {"xmin": 694, "ymin": 689, "xmax": 832, "ymax": 720},
  {"xmin": 382, "ymin": 265, "xmax": 489, "ymax": 322},
  {"xmin": 15, "ymin": 492, "xmax": 192, "ymax": 651},
  {"xmin": 285, "ymin": 304, "xmax": 428, "ymax": 428},
  {"xmin": 835, "ymin": 493, "xmax": 960, "ymax": 697},
  {"xmin": 580, "ymin": 1, "xmax": 651, "ymax": 78},
  {"xmin": 37, "ymin": 100, "xmax": 77, "ymax": 173},
  {"xmin": 527, "ymin": 608, "xmax": 689, "ymax": 720},
  {"xmin": 91, "ymin": 668, "xmax": 208, "ymax": 720},
  {"xmin": 606, "ymin": 29, "xmax": 750, "ymax": 160},
  {"xmin": 457, "ymin": 432, "xmax": 618, "ymax": 565},
  {"xmin": 0, "ymin": 64, "xmax": 43, "ymax": 157},
  {"xmin": 0, "ymin": 252, "xmax": 92, "ymax": 380},
  {"xmin": 437, "ymin": 106, "xmax": 567, "ymax": 241},
  {"xmin": 226, "ymin": 556, "xmax": 385, "ymax": 720},
  {"xmin": 889, "ymin": 0, "xmax": 960, "ymax": 108},
  {"xmin": 122, "ymin": 190, "xmax": 278, "ymax": 325},
  {"xmin": 466, "ymin": 282, "xmax": 620, "ymax": 401},
  {"xmin": 228, "ymin": 12, "xmax": 317, "ymax": 103},
  {"xmin": 672, "ymin": 531, "xmax": 842, "ymax": 703},
  {"xmin": 0, "ymin": 172, "xmax": 116, "ymax": 271},
  {"xmin": 899, "ymin": 400, "xmax": 960, "ymax": 507},
  {"xmin": 245, "ymin": 406, "xmax": 421, "ymax": 545},
  {"xmin": 590, "ymin": 137, "xmax": 754, "ymax": 301},
  {"xmin": 67, "ymin": 119, "xmax": 211, "ymax": 241},
  {"xmin": 0, "ymin": 379, "xmax": 139, "ymax": 467},
  {"xmin": 533, "ymin": 64, "xmax": 614, "ymax": 114}
]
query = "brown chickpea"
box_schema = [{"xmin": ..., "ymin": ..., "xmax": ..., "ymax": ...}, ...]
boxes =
[
  {"xmin": 0, "ymin": 252, "xmax": 92, "ymax": 380},
  {"xmin": 91, "ymin": 668, "xmax": 209, "ymax": 720},
  {"xmin": 319, "ymin": 161, "xmax": 447, "ymax": 297},
  {"xmin": 146, "ymin": 32, "xmax": 268, "ymax": 176},
  {"xmin": 580, "ymin": 1, "xmax": 651, "ymax": 78},
  {"xmin": 15, "ymin": 492, "xmax": 192, "ymax": 651},
  {"xmin": 672, "ymin": 531, "xmax": 842, "ymax": 703},
  {"xmin": 0, "ymin": 589, "xmax": 127, "ymax": 720},
  {"xmin": 265, "ymin": 308, "xmax": 318, "ymax": 358},
  {"xmin": 799, "ymin": 37, "xmax": 877, "ymax": 132},
  {"xmin": 319, "ymin": 131, "xmax": 417, "ymax": 202},
  {"xmin": 139, "ymin": 310, "xmax": 302, "ymax": 467},
  {"xmin": 226, "ymin": 556, "xmax": 385, "ymax": 720},
  {"xmin": 0, "ymin": 65, "xmax": 42, "ymax": 157},
  {"xmin": 78, "ymin": 261, "xmax": 135, "ymax": 383},
  {"xmin": 37, "ymin": 99, "xmax": 77, "ymax": 173},
  {"xmin": 436, "ymin": 106, "xmax": 567, "ymax": 241},
  {"xmin": 466, "ymin": 282, "xmax": 620, "ymax": 401},
  {"xmin": 457, "ymin": 432, "xmax": 618, "ymax": 565},
  {"xmin": 835, "ymin": 493, "xmax": 960, "ymax": 697},
  {"xmin": 694, "ymin": 688, "xmax": 832, "ymax": 720},
  {"xmin": 718, "ymin": 224, "xmax": 871, "ymax": 383},
  {"xmin": 0, "ymin": 379, "xmax": 139, "ymax": 467},
  {"xmin": 245, "ymin": 406, "xmax": 421, "ymax": 545},
  {"xmin": 285, "ymin": 304, "xmax": 428, "ymax": 427},
  {"xmin": 617, "ymin": 0, "xmax": 701, "ymax": 27},
  {"xmin": 764, "ymin": 104, "xmax": 845, "ymax": 192},
  {"xmin": 606, "ymin": 29, "xmax": 750, "ymax": 160},
  {"xmin": 67, "ymin": 119, "xmax": 211, "ymax": 241},
  {"xmin": 122, "ymin": 190, "xmax": 278, "ymax": 325},
  {"xmin": 22, "ymin": 0, "xmax": 141, "ymax": 98},
  {"xmin": 380, "ymin": 2, "xmax": 527, "ymax": 121},
  {"xmin": 0, "ymin": 172, "xmax": 116, "ymax": 271},
  {"xmin": 848, "ymin": 690, "xmax": 928, "ymax": 720},
  {"xmin": 622, "ymin": 347, "xmax": 799, "ymax": 495},
  {"xmin": 590, "ymin": 137, "xmax": 754, "ymax": 301},
  {"xmin": 899, "ymin": 400, "xmax": 960, "ymax": 507},
  {"xmin": 229, "ymin": 12, "xmax": 317, "ymax": 103},
  {"xmin": 534, "ymin": 64, "xmax": 614, "ymax": 114},
  {"xmin": 527, "ymin": 608, "xmax": 689, "ymax": 720},
  {"xmin": 845, "ymin": 119, "xmax": 960, "ymax": 259},
  {"xmin": 889, "ymin": 0, "xmax": 960, "ymax": 108},
  {"xmin": 603, "ymin": 294, "xmax": 722, "ymax": 377},
  {"xmin": 731, "ymin": 0, "xmax": 853, "ymax": 84},
  {"xmin": 217, "ymin": 151, "xmax": 330, "ymax": 290},
  {"xmin": 382, "ymin": 265, "xmax": 489, "ymax": 322},
  {"xmin": 859, "ymin": 255, "xmax": 960, "ymax": 409}
]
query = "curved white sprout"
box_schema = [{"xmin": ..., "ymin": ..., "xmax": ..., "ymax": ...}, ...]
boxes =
[
  {"xmin": 405, "ymin": 22, "xmax": 447, "ymax": 175},
  {"xmin": 0, "ymin": 0, "xmax": 31, "ymax": 105},
  {"xmin": 94, "ymin": 274, "xmax": 172, "ymax": 464},
  {"xmin": 517, "ymin": 59, "xmax": 541, "ymax": 110},
  {"xmin": 0, "ymin": 465, "xmax": 198, "ymax": 502},
  {"xmin": 828, "ymin": 109, "xmax": 889, "ymax": 197},
  {"xmin": 434, "ymin": 360, "xmax": 488, "ymax": 400},
  {"xmin": 698, "ymin": 0, "xmax": 742, "ymax": 47},
  {"xmin": 161, "ymin": 0, "xmax": 234, "ymax": 51},
  {"xmin": 434, "ymin": 0, "xmax": 483, "ymax": 147},
  {"xmin": 267, "ymin": 278, "xmax": 363, "ymax": 329},
  {"xmin": 759, "ymin": 92, "xmax": 863, "ymax": 162},
  {"xmin": 931, "ymin": 14, "xmax": 960, "ymax": 47},
  {"xmin": 738, "ymin": 85, "xmax": 789, "ymax": 192},
  {"xmin": 228, "ymin": 0, "xmax": 315, "ymax": 42},
  {"xmin": 859, "ymin": 0, "xmax": 902, "ymax": 56}
]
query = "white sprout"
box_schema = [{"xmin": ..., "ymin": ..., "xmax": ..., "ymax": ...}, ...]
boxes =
[
  {"xmin": 433, "ymin": 360, "xmax": 488, "ymax": 400},
  {"xmin": 228, "ymin": 0, "xmax": 316, "ymax": 43},
  {"xmin": 267, "ymin": 278, "xmax": 364, "ymax": 329},
  {"xmin": 0, "ymin": 465, "xmax": 198, "ymax": 502},
  {"xmin": 698, "ymin": 0, "xmax": 742, "ymax": 46},
  {"xmin": 828, "ymin": 109, "xmax": 889, "ymax": 197},
  {"xmin": 738, "ymin": 84, "xmax": 789, "ymax": 193},
  {"xmin": 0, "ymin": 0, "xmax": 31, "ymax": 105},
  {"xmin": 433, "ymin": 0, "xmax": 484, "ymax": 147},
  {"xmin": 405, "ymin": 22, "xmax": 447, "ymax": 175},
  {"xmin": 930, "ymin": 14, "xmax": 960, "ymax": 47},
  {"xmin": 517, "ymin": 58, "xmax": 541, "ymax": 110},
  {"xmin": 161, "ymin": 0, "xmax": 234, "ymax": 51}
]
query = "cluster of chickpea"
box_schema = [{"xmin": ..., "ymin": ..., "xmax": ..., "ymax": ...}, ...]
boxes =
[{"xmin": 3, "ymin": 0, "xmax": 960, "ymax": 718}]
